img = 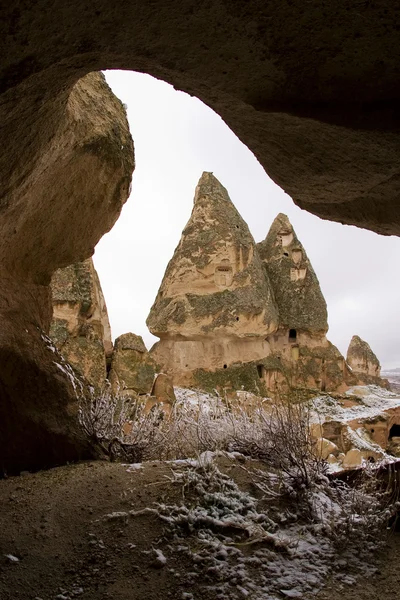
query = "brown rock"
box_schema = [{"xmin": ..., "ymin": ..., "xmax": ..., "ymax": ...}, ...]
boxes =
[
  {"xmin": 109, "ymin": 333, "xmax": 157, "ymax": 396},
  {"xmin": 342, "ymin": 448, "xmax": 363, "ymax": 469},
  {"xmin": 50, "ymin": 258, "xmax": 113, "ymax": 388},
  {"xmin": 148, "ymin": 172, "xmax": 278, "ymax": 387},
  {"xmin": 0, "ymin": 73, "xmax": 133, "ymax": 474}
]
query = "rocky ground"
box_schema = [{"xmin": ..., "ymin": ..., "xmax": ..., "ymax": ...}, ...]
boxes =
[{"xmin": 0, "ymin": 456, "xmax": 398, "ymax": 600}]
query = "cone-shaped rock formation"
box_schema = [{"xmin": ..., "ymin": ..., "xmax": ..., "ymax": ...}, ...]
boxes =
[
  {"xmin": 347, "ymin": 335, "xmax": 384, "ymax": 383},
  {"xmin": 147, "ymin": 177, "xmax": 365, "ymax": 395},
  {"xmin": 147, "ymin": 172, "xmax": 278, "ymax": 338},
  {"xmin": 257, "ymin": 213, "xmax": 328, "ymax": 333},
  {"xmin": 147, "ymin": 173, "xmax": 279, "ymax": 385}
]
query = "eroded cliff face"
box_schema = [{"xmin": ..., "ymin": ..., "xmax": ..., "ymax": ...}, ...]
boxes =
[
  {"xmin": 0, "ymin": 72, "xmax": 134, "ymax": 474},
  {"xmin": 50, "ymin": 258, "xmax": 113, "ymax": 389},
  {"xmin": 108, "ymin": 333, "xmax": 157, "ymax": 397}
]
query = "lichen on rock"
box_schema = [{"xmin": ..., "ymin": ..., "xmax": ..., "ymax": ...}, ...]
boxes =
[
  {"xmin": 257, "ymin": 213, "xmax": 328, "ymax": 333},
  {"xmin": 50, "ymin": 258, "xmax": 113, "ymax": 389},
  {"xmin": 147, "ymin": 172, "xmax": 279, "ymax": 338}
]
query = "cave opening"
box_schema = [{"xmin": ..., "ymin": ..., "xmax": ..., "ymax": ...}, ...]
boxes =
[
  {"xmin": 289, "ymin": 329, "xmax": 297, "ymax": 343},
  {"xmin": 389, "ymin": 424, "xmax": 400, "ymax": 439}
]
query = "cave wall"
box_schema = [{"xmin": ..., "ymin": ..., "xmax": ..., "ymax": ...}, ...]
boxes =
[{"xmin": 0, "ymin": 0, "xmax": 399, "ymax": 471}]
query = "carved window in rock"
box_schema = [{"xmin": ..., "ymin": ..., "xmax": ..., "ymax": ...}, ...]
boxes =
[
  {"xmin": 278, "ymin": 231, "xmax": 293, "ymax": 247},
  {"xmin": 215, "ymin": 264, "xmax": 233, "ymax": 287},
  {"xmin": 290, "ymin": 267, "xmax": 307, "ymax": 282},
  {"xmin": 389, "ymin": 424, "xmax": 400, "ymax": 440},
  {"xmin": 289, "ymin": 329, "xmax": 297, "ymax": 343},
  {"xmin": 257, "ymin": 364, "xmax": 266, "ymax": 380}
]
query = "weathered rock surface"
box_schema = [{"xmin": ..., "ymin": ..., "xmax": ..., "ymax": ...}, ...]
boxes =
[
  {"xmin": 257, "ymin": 213, "xmax": 328, "ymax": 334},
  {"xmin": 0, "ymin": 73, "xmax": 134, "ymax": 473},
  {"xmin": 257, "ymin": 214, "xmax": 357, "ymax": 393},
  {"xmin": 347, "ymin": 335, "xmax": 381, "ymax": 379},
  {"xmin": 148, "ymin": 172, "xmax": 278, "ymax": 381},
  {"xmin": 109, "ymin": 333, "xmax": 156, "ymax": 396},
  {"xmin": 148, "ymin": 172, "xmax": 278, "ymax": 338},
  {"xmin": 1, "ymin": 3, "xmax": 399, "ymax": 236},
  {"xmin": 50, "ymin": 258, "xmax": 113, "ymax": 388},
  {"xmin": 1, "ymin": 3, "xmax": 399, "ymax": 469}
]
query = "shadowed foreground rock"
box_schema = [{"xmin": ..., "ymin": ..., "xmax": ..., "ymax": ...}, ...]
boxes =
[{"xmin": 0, "ymin": 73, "xmax": 134, "ymax": 474}]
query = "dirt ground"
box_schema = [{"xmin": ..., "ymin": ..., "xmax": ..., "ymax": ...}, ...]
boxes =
[{"xmin": 0, "ymin": 459, "xmax": 398, "ymax": 600}]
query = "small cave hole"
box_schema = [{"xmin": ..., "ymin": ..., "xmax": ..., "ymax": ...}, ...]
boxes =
[
  {"xmin": 389, "ymin": 424, "xmax": 400, "ymax": 439},
  {"xmin": 236, "ymin": 316, "xmax": 239, "ymax": 321},
  {"xmin": 370, "ymin": 428, "xmax": 375, "ymax": 433},
  {"xmin": 289, "ymin": 328, "xmax": 297, "ymax": 342},
  {"xmin": 223, "ymin": 364, "xmax": 227, "ymax": 369},
  {"xmin": 256, "ymin": 365, "xmax": 265, "ymax": 379},
  {"xmin": 283, "ymin": 252, "xmax": 289, "ymax": 257}
]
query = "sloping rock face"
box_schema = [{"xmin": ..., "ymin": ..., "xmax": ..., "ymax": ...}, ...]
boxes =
[
  {"xmin": 50, "ymin": 258, "xmax": 113, "ymax": 389},
  {"xmin": 109, "ymin": 333, "xmax": 157, "ymax": 397},
  {"xmin": 346, "ymin": 335, "xmax": 388, "ymax": 388},
  {"xmin": 257, "ymin": 214, "xmax": 328, "ymax": 334},
  {"xmin": 0, "ymin": 3, "xmax": 399, "ymax": 470},
  {"xmin": 147, "ymin": 172, "xmax": 279, "ymax": 382},
  {"xmin": 257, "ymin": 214, "xmax": 353, "ymax": 392},
  {"xmin": 0, "ymin": 73, "xmax": 134, "ymax": 474}
]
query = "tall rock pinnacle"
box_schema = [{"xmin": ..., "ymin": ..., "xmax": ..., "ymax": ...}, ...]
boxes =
[
  {"xmin": 257, "ymin": 213, "xmax": 328, "ymax": 334},
  {"xmin": 147, "ymin": 172, "xmax": 279, "ymax": 338},
  {"xmin": 347, "ymin": 335, "xmax": 381, "ymax": 378}
]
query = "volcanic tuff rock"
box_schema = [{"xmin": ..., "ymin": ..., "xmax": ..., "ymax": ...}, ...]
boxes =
[
  {"xmin": 50, "ymin": 258, "xmax": 113, "ymax": 389},
  {"xmin": 1, "ymin": 1, "xmax": 399, "ymax": 471},
  {"xmin": 148, "ymin": 176, "xmax": 362, "ymax": 395},
  {"xmin": 347, "ymin": 335, "xmax": 382, "ymax": 380},
  {"xmin": 147, "ymin": 172, "xmax": 278, "ymax": 338},
  {"xmin": 0, "ymin": 72, "xmax": 134, "ymax": 474},
  {"xmin": 108, "ymin": 333, "xmax": 157, "ymax": 396},
  {"xmin": 257, "ymin": 213, "xmax": 328, "ymax": 333}
]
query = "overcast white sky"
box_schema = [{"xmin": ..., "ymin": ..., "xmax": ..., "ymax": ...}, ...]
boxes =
[{"xmin": 94, "ymin": 70, "xmax": 400, "ymax": 370}]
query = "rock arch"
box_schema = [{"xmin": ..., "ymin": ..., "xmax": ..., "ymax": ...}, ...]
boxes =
[{"xmin": 1, "ymin": 1, "xmax": 400, "ymax": 472}]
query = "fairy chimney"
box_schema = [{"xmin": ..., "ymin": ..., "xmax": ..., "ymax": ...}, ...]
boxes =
[
  {"xmin": 347, "ymin": 335, "xmax": 381, "ymax": 378},
  {"xmin": 147, "ymin": 172, "xmax": 279, "ymax": 384}
]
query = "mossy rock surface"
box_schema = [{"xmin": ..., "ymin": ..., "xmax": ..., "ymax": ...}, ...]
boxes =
[
  {"xmin": 257, "ymin": 213, "xmax": 328, "ymax": 333},
  {"xmin": 147, "ymin": 172, "xmax": 278, "ymax": 336}
]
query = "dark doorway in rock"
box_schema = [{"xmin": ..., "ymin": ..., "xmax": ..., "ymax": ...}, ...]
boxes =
[
  {"xmin": 257, "ymin": 364, "xmax": 265, "ymax": 379},
  {"xmin": 289, "ymin": 329, "xmax": 297, "ymax": 342},
  {"xmin": 389, "ymin": 424, "xmax": 400, "ymax": 439}
]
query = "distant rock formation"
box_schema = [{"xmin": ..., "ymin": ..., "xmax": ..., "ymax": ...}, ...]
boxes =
[
  {"xmin": 257, "ymin": 213, "xmax": 354, "ymax": 393},
  {"xmin": 147, "ymin": 173, "xmax": 375, "ymax": 395},
  {"xmin": 346, "ymin": 335, "xmax": 388, "ymax": 387},
  {"xmin": 147, "ymin": 172, "xmax": 279, "ymax": 388},
  {"xmin": 50, "ymin": 258, "xmax": 112, "ymax": 388},
  {"xmin": 108, "ymin": 333, "xmax": 157, "ymax": 397}
]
